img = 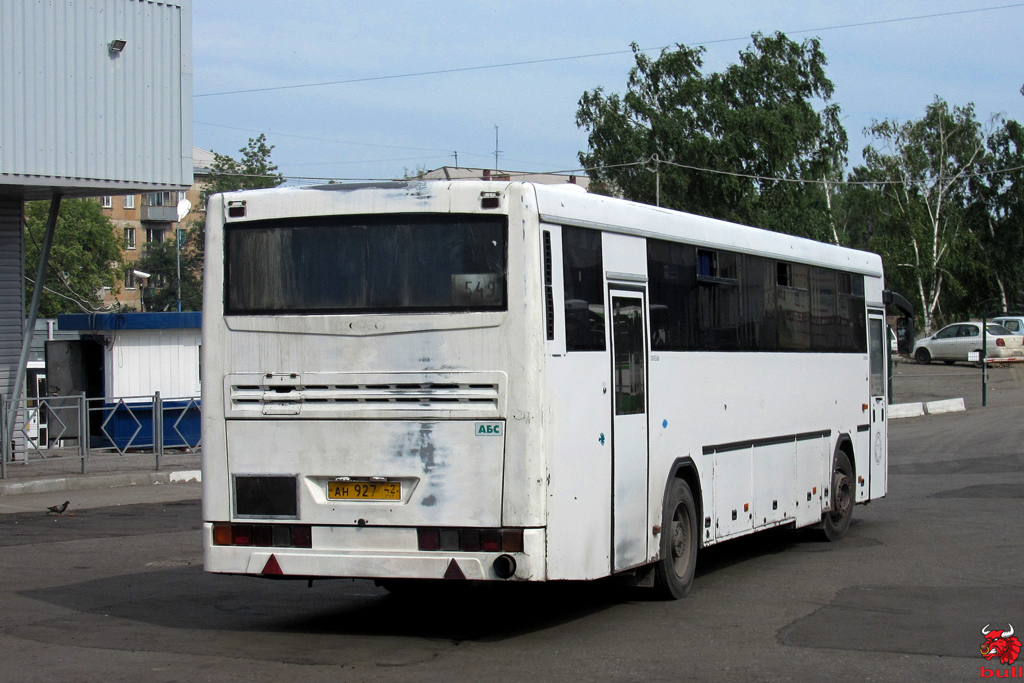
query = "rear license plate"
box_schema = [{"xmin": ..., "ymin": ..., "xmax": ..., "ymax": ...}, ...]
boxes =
[{"xmin": 328, "ymin": 480, "xmax": 401, "ymax": 500}]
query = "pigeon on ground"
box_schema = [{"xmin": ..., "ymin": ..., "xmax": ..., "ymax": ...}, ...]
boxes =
[{"xmin": 46, "ymin": 501, "xmax": 70, "ymax": 515}]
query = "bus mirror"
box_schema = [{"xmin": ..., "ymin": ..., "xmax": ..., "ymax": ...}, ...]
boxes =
[{"xmin": 896, "ymin": 316, "xmax": 914, "ymax": 355}]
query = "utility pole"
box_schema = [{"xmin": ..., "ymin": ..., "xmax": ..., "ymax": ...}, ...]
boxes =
[
  {"xmin": 453, "ymin": 151, "xmax": 458, "ymax": 168},
  {"xmin": 494, "ymin": 125, "xmax": 501, "ymax": 171},
  {"xmin": 653, "ymin": 154, "xmax": 660, "ymax": 207}
]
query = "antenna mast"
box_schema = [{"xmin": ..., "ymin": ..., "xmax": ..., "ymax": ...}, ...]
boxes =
[{"xmin": 494, "ymin": 125, "xmax": 501, "ymax": 171}]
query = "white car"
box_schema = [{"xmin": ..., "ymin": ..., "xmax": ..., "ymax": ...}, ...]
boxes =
[
  {"xmin": 992, "ymin": 316, "xmax": 1024, "ymax": 336},
  {"xmin": 913, "ymin": 322, "xmax": 1024, "ymax": 365}
]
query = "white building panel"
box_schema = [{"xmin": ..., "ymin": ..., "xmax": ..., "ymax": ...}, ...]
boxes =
[
  {"xmin": 0, "ymin": 199, "xmax": 23, "ymax": 400},
  {"xmin": 104, "ymin": 329, "xmax": 200, "ymax": 398},
  {"xmin": 0, "ymin": 0, "xmax": 193, "ymax": 195}
]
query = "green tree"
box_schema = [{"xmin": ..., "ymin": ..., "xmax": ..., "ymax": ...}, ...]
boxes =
[
  {"xmin": 963, "ymin": 117, "xmax": 1024, "ymax": 314},
  {"xmin": 180, "ymin": 133, "xmax": 284, "ymax": 311},
  {"xmin": 23, "ymin": 199, "xmax": 124, "ymax": 316},
  {"xmin": 134, "ymin": 232, "xmax": 202, "ymax": 311},
  {"xmin": 576, "ymin": 32, "xmax": 848, "ymax": 242},
  {"xmin": 204, "ymin": 133, "xmax": 285, "ymax": 198},
  {"xmin": 853, "ymin": 98, "xmax": 987, "ymax": 334}
]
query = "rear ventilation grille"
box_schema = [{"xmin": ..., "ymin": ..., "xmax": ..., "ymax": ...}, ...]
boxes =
[{"xmin": 230, "ymin": 382, "xmax": 501, "ymax": 416}]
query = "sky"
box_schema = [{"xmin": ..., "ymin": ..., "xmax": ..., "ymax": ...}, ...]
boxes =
[{"xmin": 191, "ymin": 1, "xmax": 1024, "ymax": 185}]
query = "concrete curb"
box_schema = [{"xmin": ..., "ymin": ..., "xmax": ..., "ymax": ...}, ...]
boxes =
[
  {"xmin": 889, "ymin": 398, "xmax": 967, "ymax": 419},
  {"xmin": 0, "ymin": 470, "xmax": 201, "ymax": 497},
  {"xmin": 925, "ymin": 398, "xmax": 966, "ymax": 415},
  {"xmin": 889, "ymin": 402, "xmax": 925, "ymax": 419}
]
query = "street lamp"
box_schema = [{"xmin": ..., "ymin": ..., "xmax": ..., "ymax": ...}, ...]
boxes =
[
  {"xmin": 175, "ymin": 199, "xmax": 192, "ymax": 312},
  {"xmin": 133, "ymin": 269, "xmax": 151, "ymax": 312}
]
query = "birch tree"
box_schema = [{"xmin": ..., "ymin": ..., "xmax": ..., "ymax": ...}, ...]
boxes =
[
  {"xmin": 576, "ymin": 32, "xmax": 848, "ymax": 242},
  {"xmin": 965, "ymin": 117, "xmax": 1024, "ymax": 314},
  {"xmin": 856, "ymin": 98, "xmax": 986, "ymax": 334}
]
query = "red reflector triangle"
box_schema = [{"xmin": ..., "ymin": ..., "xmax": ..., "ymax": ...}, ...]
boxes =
[
  {"xmin": 444, "ymin": 559, "xmax": 466, "ymax": 580},
  {"xmin": 262, "ymin": 554, "xmax": 284, "ymax": 576}
]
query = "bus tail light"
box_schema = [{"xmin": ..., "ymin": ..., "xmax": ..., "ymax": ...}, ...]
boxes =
[
  {"xmin": 417, "ymin": 527, "xmax": 524, "ymax": 553},
  {"xmin": 212, "ymin": 523, "xmax": 233, "ymax": 546},
  {"xmin": 290, "ymin": 525, "xmax": 313, "ymax": 548},
  {"xmin": 232, "ymin": 525, "xmax": 252, "ymax": 546},
  {"xmin": 481, "ymin": 530, "xmax": 501, "ymax": 551},
  {"xmin": 212, "ymin": 523, "xmax": 312, "ymax": 548},
  {"xmin": 417, "ymin": 528, "xmax": 441, "ymax": 551},
  {"xmin": 501, "ymin": 529, "xmax": 524, "ymax": 553}
]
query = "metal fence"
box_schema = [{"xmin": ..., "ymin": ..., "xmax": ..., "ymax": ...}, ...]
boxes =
[
  {"xmin": 0, "ymin": 392, "xmax": 200, "ymax": 479},
  {"xmin": 890, "ymin": 357, "xmax": 1024, "ymax": 409}
]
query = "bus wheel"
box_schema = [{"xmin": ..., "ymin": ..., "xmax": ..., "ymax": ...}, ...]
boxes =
[
  {"xmin": 653, "ymin": 478, "xmax": 697, "ymax": 599},
  {"xmin": 822, "ymin": 452, "xmax": 853, "ymax": 541}
]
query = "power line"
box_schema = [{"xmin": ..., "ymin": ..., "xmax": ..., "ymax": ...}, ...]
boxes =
[
  {"xmin": 590, "ymin": 157, "xmax": 1024, "ymax": 187},
  {"xmin": 194, "ymin": 120, "xmax": 455, "ymax": 154},
  {"xmin": 194, "ymin": 4, "xmax": 1024, "ymax": 98},
  {"xmin": 214, "ymin": 160, "xmax": 1024, "ymax": 188}
]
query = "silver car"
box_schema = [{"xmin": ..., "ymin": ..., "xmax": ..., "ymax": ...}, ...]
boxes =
[
  {"xmin": 992, "ymin": 316, "xmax": 1024, "ymax": 336},
  {"xmin": 913, "ymin": 322, "xmax": 1024, "ymax": 365}
]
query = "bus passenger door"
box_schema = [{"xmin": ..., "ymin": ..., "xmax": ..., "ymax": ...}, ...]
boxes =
[
  {"xmin": 609, "ymin": 289, "xmax": 649, "ymax": 571},
  {"xmin": 868, "ymin": 311, "xmax": 887, "ymax": 499}
]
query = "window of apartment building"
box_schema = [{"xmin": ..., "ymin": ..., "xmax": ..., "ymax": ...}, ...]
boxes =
[
  {"xmin": 125, "ymin": 227, "xmax": 137, "ymax": 250},
  {"xmin": 146, "ymin": 227, "xmax": 164, "ymax": 244},
  {"xmin": 124, "ymin": 195, "xmax": 135, "ymax": 209},
  {"xmin": 100, "ymin": 196, "xmax": 112, "ymax": 208},
  {"xmin": 125, "ymin": 269, "xmax": 137, "ymax": 289},
  {"xmin": 144, "ymin": 191, "xmax": 182, "ymax": 207}
]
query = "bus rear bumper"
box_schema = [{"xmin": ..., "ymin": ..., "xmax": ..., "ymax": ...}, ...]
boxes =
[{"xmin": 202, "ymin": 523, "xmax": 545, "ymax": 582}]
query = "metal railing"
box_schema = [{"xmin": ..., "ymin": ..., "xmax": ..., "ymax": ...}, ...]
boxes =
[
  {"xmin": 1, "ymin": 392, "xmax": 200, "ymax": 479},
  {"xmin": 890, "ymin": 356, "xmax": 1024, "ymax": 409}
]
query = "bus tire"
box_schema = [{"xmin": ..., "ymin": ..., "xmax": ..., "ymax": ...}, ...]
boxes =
[
  {"xmin": 915, "ymin": 348, "xmax": 931, "ymax": 364},
  {"xmin": 822, "ymin": 451, "xmax": 853, "ymax": 541},
  {"xmin": 653, "ymin": 478, "xmax": 698, "ymax": 600}
]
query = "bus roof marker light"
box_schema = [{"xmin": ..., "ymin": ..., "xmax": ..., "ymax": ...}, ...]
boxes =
[
  {"xmin": 227, "ymin": 200, "xmax": 246, "ymax": 218},
  {"xmin": 480, "ymin": 192, "xmax": 501, "ymax": 209}
]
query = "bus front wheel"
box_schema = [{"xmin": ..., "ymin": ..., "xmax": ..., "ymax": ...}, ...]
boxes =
[
  {"xmin": 653, "ymin": 478, "xmax": 698, "ymax": 599},
  {"xmin": 821, "ymin": 451, "xmax": 853, "ymax": 541}
]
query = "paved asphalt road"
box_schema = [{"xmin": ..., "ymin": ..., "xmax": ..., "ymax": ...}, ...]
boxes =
[{"xmin": 1, "ymin": 402, "xmax": 1022, "ymax": 683}]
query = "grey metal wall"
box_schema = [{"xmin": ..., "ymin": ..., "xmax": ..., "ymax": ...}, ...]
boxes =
[
  {"xmin": 0, "ymin": 198, "xmax": 24, "ymax": 402},
  {"xmin": 0, "ymin": 0, "xmax": 193, "ymax": 195}
]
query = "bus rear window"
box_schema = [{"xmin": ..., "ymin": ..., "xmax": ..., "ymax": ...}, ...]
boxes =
[{"xmin": 225, "ymin": 214, "xmax": 507, "ymax": 314}]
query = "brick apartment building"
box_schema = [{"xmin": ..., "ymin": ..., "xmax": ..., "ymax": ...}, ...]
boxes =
[{"xmin": 97, "ymin": 147, "xmax": 212, "ymax": 310}]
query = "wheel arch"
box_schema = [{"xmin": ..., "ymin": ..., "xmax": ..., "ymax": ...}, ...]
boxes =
[
  {"xmin": 834, "ymin": 433, "xmax": 856, "ymax": 486},
  {"xmin": 665, "ymin": 457, "xmax": 704, "ymax": 547}
]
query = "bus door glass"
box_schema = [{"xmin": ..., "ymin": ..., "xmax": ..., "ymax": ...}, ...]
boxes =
[
  {"xmin": 609, "ymin": 289, "xmax": 649, "ymax": 571},
  {"xmin": 868, "ymin": 310, "xmax": 887, "ymax": 498}
]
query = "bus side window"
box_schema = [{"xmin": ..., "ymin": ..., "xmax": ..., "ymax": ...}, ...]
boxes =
[
  {"xmin": 562, "ymin": 226, "xmax": 605, "ymax": 351},
  {"xmin": 647, "ymin": 238, "xmax": 696, "ymax": 350}
]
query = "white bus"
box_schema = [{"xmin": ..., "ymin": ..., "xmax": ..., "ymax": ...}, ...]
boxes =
[{"xmin": 202, "ymin": 180, "xmax": 910, "ymax": 598}]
